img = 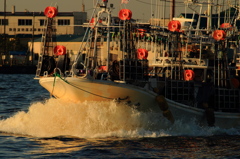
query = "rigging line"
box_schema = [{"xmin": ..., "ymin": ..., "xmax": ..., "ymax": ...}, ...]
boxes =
[
  {"xmin": 74, "ymin": 0, "xmax": 100, "ymax": 70},
  {"xmin": 55, "ymin": 76, "xmax": 115, "ymax": 100},
  {"xmin": 136, "ymin": 0, "xmax": 184, "ymax": 5}
]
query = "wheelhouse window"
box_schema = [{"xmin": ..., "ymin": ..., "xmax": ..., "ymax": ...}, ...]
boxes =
[
  {"xmin": 18, "ymin": 19, "xmax": 32, "ymax": 26},
  {"xmin": 58, "ymin": 19, "xmax": 70, "ymax": 25},
  {"xmin": 0, "ymin": 19, "xmax": 8, "ymax": 25}
]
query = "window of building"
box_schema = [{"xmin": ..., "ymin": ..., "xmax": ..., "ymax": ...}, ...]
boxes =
[
  {"xmin": 0, "ymin": 19, "xmax": 8, "ymax": 25},
  {"xmin": 40, "ymin": 19, "xmax": 45, "ymax": 26},
  {"xmin": 58, "ymin": 19, "xmax": 70, "ymax": 25},
  {"xmin": 18, "ymin": 19, "xmax": 32, "ymax": 26},
  {"xmin": 0, "ymin": 19, "xmax": 7, "ymax": 25},
  {"xmin": 9, "ymin": 28, "xmax": 12, "ymax": 31}
]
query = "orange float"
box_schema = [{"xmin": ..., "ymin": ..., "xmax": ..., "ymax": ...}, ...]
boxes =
[
  {"xmin": 98, "ymin": 66, "xmax": 108, "ymax": 72},
  {"xmin": 137, "ymin": 29, "xmax": 146, "ymax": 37},
  {"xmin": 89, "ymin": 18, "xmax": 102, "ymax": 28},
  {"xmin": 44, "ymin": 6, "xmax": 58, "ymax": 18},
  {"xmin": 137, "ymin": 48, "xmax": 148, "ymax": 60},
  {"xmin": 54, "ymin": 45, "xmax": 67, "ymax": 56},
  {"xmin": 90, "ymin": 18, "xmax": 95, "ymax": 28},
  {"xmin": 118, "ymin": 9, "xmax": 132, "ymax": 20},
  {"xmin": 184, "ymin": 70, "xmax": 195, "ymax": 81},
  {"xmin": 168, "ymin": 20, "xmax": 181, "ymax": 32},
  {"xmin": 220, "ymin": 23, "xmax": 232, "ymax": 30},
  {"xmin": 213, "ymin": 30, "xmax": 226, "ymax": 41}
]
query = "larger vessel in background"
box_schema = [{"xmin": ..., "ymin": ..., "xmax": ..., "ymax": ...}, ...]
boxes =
[{"xmin": 35, "ymin": 0, "xmax": 240, "ymax": 128}]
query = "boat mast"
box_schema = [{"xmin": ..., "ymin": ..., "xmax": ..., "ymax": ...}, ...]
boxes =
[
  {"xmin": 3, "ymin": 0, "xmax": 6, "ymax": 59},
  {"xmin": 207, "ymin": 0, "xmax": 212, "ymax": 31},
  {"xmin": 170, "ymin": 0, "xmax": 175, "ymax": 20}
]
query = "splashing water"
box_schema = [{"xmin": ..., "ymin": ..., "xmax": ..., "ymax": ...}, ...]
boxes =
[{"xmin": 0, "ymin": 98, "xmax": 239, "ymax": 138}]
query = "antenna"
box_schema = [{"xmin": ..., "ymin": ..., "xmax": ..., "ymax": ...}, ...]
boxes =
[{"xmin": 82, "ymin": 0, "xmax": 85, "ymax": 12}]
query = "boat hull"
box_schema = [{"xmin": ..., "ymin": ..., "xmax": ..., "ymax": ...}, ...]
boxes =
[
  {"xmin": 167, "ymin": 99, "xmax": 240, "ymax": 129},
  {"xmin": 39, "ymin": 76, "xmax": 240, "ymax": 128},
  {"xmin": 39, "ymin": 77, "xmax": 161, "ymax": 112}
]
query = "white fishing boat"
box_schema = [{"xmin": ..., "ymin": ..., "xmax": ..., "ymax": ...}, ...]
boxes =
[
  {"xmin": 35, "ymin": 0, "xmax": 240, "ymax": 128},
  {"xmin": 35, "ymin": 1, "xmax": 173, "ymax": 122}
]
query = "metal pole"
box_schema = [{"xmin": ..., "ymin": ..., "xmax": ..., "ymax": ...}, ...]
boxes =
[
  {"xmin": 207, "ymin": 0, "xmax": 212, "ymax": 32},
  {"xmin": 170, "ymin": 0, "xmax": 175, "ymax": 20},
  {"xmin": 31, "ymin": 12, "xmax": 35, "ymax": 65},
  {"xmin": 4, "ymin": 0, "xmax": 6, "ymax": 56}
]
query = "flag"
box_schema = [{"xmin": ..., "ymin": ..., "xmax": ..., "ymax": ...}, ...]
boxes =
[{"xmin": 121, "ymin": 0, "xmax": 129, "ymax": 4}]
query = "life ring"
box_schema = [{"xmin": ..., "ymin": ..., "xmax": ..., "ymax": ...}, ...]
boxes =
[
  {"xmin": 168, "ymin": 20, "xmax": 181, "ymax": 32},
  {"xmin": 184, "ymin": 69, "xmax": 195, "ymax": 81},
  {"xmin": 118, "ymin": 9, "xmax": 132, "ymax": 20},
  {"xmin": 54, "ymin": 45, "xmax": 66, "ymax": 56},
  {"xmin": 212, "ymin": 30, "xmax": 226, "ymax": 41},
  {"xmin": 44, "ymin": 6, "xmax": 58, "ymax": 18},
  {"xmin": 220, "ymin": 23, "xmax": 232, "ymax": 30},
  {"xmin": 137, "ymin": 48, "xmax": 148, "ymax": 60}
]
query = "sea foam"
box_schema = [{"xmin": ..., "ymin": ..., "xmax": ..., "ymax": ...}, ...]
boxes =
[{"xmin": 0, "ymin": 98, "xmax": 239, "ymax": 138}]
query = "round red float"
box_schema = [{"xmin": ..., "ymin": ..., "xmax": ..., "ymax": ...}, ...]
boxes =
[
  {"xmin": 137, "ymin": 29, "xmax": 146, "ymax": 37},
  {"xmin": 44, "ymin": 6, "xmax": 58, "ymax": 18},
  {"xmin": 184, "ymin": 70, "xmax": 195, "ymax": 81},
  {"xmin": 89, "ymin": 18, "xmax": 102, "ymax": 28},
  {"xmin": 118, "ymin": 9, "xmax": 132, "ymax": 20},
  {"xmin": 213, "ymin": 30, "xmax": 226, "ymax": 41},
  {"xmin": 54, "ymin": 45, "xmax": 66, "ymax": 56},
  {"xmin": 168, "ymin": 20, "xmax": 181, "ymax": 32},
  {"xmin": 220, "ymin": 23, "xmax": 232, "ymax": 29},
  {"xmin": 137, "ymin": 48, "xmax": 148, "ymax": 60}
]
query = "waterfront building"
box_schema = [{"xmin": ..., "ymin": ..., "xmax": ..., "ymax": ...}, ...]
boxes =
[
  {"xmin": 0, "ymin": 5, "xmax": 87, "ymax": 69},
  {"xmin": 0, "ymin": 5, "xmax": 87, "ymax": 35}
]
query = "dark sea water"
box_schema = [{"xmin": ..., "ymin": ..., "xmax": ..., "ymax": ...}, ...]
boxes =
[{"xmin": 0, "ymin": 74, "xmax": 240, "ymax": 158}]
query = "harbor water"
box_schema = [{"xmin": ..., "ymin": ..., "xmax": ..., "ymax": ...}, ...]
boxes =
[{"xmin": 0, "ymin": 74, "xmax": 240, "ymax": 158}]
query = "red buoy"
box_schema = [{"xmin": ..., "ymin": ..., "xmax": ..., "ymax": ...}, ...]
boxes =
[
  {"xmin": 137, "ymin": 29, "xmax": 146, "ymax": 37},
  {"xmin": 118, "ymin": 9, "xmax": 132, "ymax": 20},
  {"xmin": 136, "ymin": 48, "xmax": 148, "ymax": 60},
  {"xmin": 98, "ymin": 66, "xmax": 108, "ymax": 72},
  {"xmin": 44, "ymin": 6, "xmax": 58, "ymax": 18},
  {"xmin": 168, "ymin": 20, "xmax": 181, "ymax": 32},
  {"xmin": 220, "ymin": 23, "xmax": 232, "ymax": 29},
  {"xmin": 184, "ymin": 70, "xmax": 195, "ymax": 81},
  {"xmin": 54, "ymin": 45, "xmax": 66, "ymax": 56},
  {"xmin": 89, "ymin": 18, "xmax": 102, "ymax": 28},
  {"xmin": 213, "ymin": 30, "xmax": 226, "ymax": 41}
]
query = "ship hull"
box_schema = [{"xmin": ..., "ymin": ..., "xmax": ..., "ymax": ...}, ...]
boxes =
[
  {"xmin": 39, "ymin": 76, "xmax": 161, "ymax": 112},
  {"xmin": 39, "ymin": 76, "xmax": 240, "ymax": 129},
  {"xmin": 167, "ymin": 99, "xmax": 240, "ymax": 129}
]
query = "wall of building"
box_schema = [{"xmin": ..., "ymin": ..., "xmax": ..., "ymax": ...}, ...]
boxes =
[{"xmin": 0, "ymin": 7, "xmax": 87, "ymax": 35}]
